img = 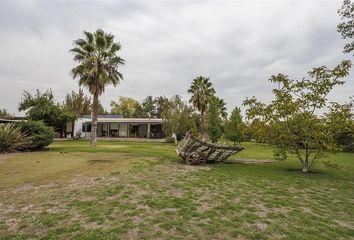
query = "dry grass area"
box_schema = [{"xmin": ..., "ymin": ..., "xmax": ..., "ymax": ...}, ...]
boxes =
[{"xmin": 0, "ymin": 140, "xmax": 353, "ymax": 239}]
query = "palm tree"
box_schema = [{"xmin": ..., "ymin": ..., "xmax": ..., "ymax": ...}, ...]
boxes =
[
  {"xmin": 212, "ymin": 96, "xmax": 228, "ymax": 120},
  {"xmin": 188, "ymin": 76, "xmax": 215, "ymax": 139},
  {"xmin": 71, "ymin": 29, "xmax": 124, "ymax": 146}
]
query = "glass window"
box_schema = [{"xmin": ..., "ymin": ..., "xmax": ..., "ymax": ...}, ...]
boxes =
[{"xmin": 82, "ymin": 123, "xmax": 91, "ymax": 132}]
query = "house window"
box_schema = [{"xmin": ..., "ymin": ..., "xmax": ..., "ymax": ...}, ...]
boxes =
[{"xmin": 82, "ymin": 123, "xmax": 91, "ymax": 132}]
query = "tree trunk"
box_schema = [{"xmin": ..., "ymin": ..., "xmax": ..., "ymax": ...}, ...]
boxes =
[
  {"xmin": 302, "ymin": 161, "xmax": 309, "ymax": 173},
  {"xmin": 72, "ymin": 120, "xmax": 75, "ymax": 139},
  {"xmin": 201, "ymin": 109, "xmax": 205, "ymax": 140},
  {"xmin": 91, "ymin": 93, "xmax": 99, "ymax": 147}
]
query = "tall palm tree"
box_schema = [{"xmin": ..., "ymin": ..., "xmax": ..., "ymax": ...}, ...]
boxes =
[
  {"xmin": 188, "ymin": 76, "xmax": 215, "ymax": 139},
  {"xmin": 71, "ymin": 29, "xmax": 124, "ymax": 146}
]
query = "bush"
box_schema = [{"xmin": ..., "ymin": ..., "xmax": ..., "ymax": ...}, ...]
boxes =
[
  {"xmin": 16, "ymin": 121, "xmax": 54, "ymax": 150},
  {"xmin": 0, "ymin": 124, "xmax": 30, "ymax": 153}
]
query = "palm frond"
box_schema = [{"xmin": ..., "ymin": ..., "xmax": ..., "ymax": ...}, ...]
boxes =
[{"xmin": 84, "ymin": 31, "xmax": 94, "ymax": 43}]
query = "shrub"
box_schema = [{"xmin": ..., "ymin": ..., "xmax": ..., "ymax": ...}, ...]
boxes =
[
  {"xmin": 206, "ymin": 99, "xmax": 222, "ymax": 143},
  {"xmin": 0, "ymin": 124, "xmax": 30, "ymax": 153},
  {"xmin": 16, "ymin": 121, "xmax": 54, "ymax": 150},
  {"xmin": 224, "ymin": 107, "xmax": 245, "ymax": 145}
]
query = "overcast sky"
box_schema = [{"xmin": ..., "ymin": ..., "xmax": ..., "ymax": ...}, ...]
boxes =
[{"xmin": 0, "ymin": 0, "xmax": 352, "ymax": 116}]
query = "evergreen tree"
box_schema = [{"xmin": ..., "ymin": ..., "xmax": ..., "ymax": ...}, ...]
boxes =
[
  {"xmin": 225, "ymin": 107, "xmax": 245, "ymax": 144},
  {"xmin": 206, "ymin": 99, "xmax": 222, "ymax": 143}
]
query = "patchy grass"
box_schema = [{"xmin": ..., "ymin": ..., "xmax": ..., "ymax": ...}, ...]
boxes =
[{"xmin": 0, "ymin": 140, "xmax": 353, "ymax": 239}]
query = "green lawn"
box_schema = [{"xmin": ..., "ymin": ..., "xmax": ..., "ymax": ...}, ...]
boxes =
[{"xmin": 0, "ymin": 140, "xmax": 353, "ymax": 239}]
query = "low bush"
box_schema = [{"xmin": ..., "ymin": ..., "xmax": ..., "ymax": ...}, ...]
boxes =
[
  {"xmin": 16, "ymin": 121, "xmax": 54, "ymax": 150},
  {"xmin": 0, "ymin": 124, "xmax": 30, "ymax": 153}
]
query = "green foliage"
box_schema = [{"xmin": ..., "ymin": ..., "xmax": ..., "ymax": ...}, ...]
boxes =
[
  {"xmin": 213, "ymin": 96, "xmax": 228, "ymax": 119},
  {"xmin": 154, "ymin": 96, "xmax": 170, "ymax": 118},
  {"xmin": 243, "ymin": 61, "xmax": 352, "ymax": 172},
  {"xmin": 224, "ymin": 107, "xmax": 245, "ymax": 144},
  {"xmin": 141, "ymin": 96, "xmax": 156, "ymax": 117},
  {"xmin": 247, "ymin": 119, "xmax": 269, "ymax": 143},
  {"xmin": 206, "ymin": 98, "xmax": 222, "ymax": 143},
  {"xmin": 188, "ymin": 76, "xmax": 216, "ymax": 137},
  {"xmin": 71, "ymin": 29, "xmax": 125, "ymax": 96},
  {"xmin": 338, "ymin": 0, "xmax": 354, "ymax": 54},
  {"xmin": 0, "ymin": 108, "xmax": 12, "ymax": 118},
  {"xmin": 63, "ymin": 88, "xmax": 91, "ymax": 118},
  {"xmin": 16, "ymin": 121, "xmax": 54, "ymax": 150},
  {"xmin": 273, "ymin": 148, "xmax": 288, "ymax": 161},
  {"xmin": 0, "ymin": 123, "xmax": 30, "ymax": 153},
  {"xmin": 110, "ymin": 96, "xmax": 142, "ymax": 117},
  {"xmin": 140, "ymin": 95, "xmax": 172, "ymax": 118},
  {"xmin": 325, "ymin": 98, "xmax": 354, "ymax": 152},
  {"xmin": 18, "ymin": 89, "xmax": 71, "ymax": 135},
  {"xmin": 162, "ymin": 95, "xmax": 197, "ymax": 140}
]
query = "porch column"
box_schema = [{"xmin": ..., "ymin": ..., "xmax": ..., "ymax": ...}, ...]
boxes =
[
  {"xmin": 147, "ymin": 123, "xmax": 151, "ymax": 138},
  {"xmin": 127, "ymin": 123, "xmax": 130, "ymax": 138}
]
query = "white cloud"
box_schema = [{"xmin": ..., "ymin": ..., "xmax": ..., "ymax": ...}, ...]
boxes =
[{"xmin": 0, "ymin": 0, "xmax": 352, "ymax": 116}]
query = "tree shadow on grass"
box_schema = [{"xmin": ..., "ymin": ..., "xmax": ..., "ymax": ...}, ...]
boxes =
[
  {"xmin": 87, "ymin": 159, "xmax": 114, "ymax": 164},
  {"xmin": 282, "ymin": 167, "xmax": 326, "ymax": 175}
]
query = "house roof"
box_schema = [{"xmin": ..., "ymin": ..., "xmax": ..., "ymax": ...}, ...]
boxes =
[
  {"xmin": 0, "ymin": 118, "xmax": 26, "ymax": 123},
  {"xmin": 82, "ymin": 114, "xmax": 123, "ymax": 119},
  {"xmin": 78, "ymin": 117, "xmax": 163, "ymax": 124}
]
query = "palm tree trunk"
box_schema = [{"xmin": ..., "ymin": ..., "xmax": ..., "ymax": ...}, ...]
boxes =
[
  {"xmin": 91, "ymin": 93, "xmax": 99, "ymax": 146},
  {"xmin": 201, "ymin": 109, "xmax": 205, "ymax": 140}
]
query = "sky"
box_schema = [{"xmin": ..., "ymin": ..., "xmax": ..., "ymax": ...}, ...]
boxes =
[{"xmin": 0, "ymin": 0, "xmax": 352, "ymax": 116}]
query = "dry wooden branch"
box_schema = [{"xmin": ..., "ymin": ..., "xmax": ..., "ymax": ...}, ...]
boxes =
[{"xmin": 176, "ymin": 132, "xmax": 245, "ymax": 165}]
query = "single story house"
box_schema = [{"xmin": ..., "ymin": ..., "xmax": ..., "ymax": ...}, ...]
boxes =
[{"xmin": 71, "ymin": 115, "xmax": 164, "ymax": 139}]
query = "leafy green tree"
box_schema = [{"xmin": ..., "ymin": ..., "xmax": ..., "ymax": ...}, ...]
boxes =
[
  {"xmin": 225, "ymin": 107, "xmax": 245, "ymax": 144},
  {"xmin": 63, "ymin": 88, "xmax": 91, "ymax": 117},
  {"xmin": 71, "ymin": 29, "xmax": 125, "ymax": 146},
  {"xmin": 248, "ymin": 119, "xmax": 269, "ymax": 143},
  {"xmin": 62, "ymin": 89, "xmax": 91, "ymax": 136},
  {"xmin": 188, "ymin": 76, "xmax": 216, "ymax": 139},
  {"xmin": 162, "ymin": 95, "xmax": 197, "ymax": 140},
  {"xmin": 325, "ymin": 98, "xmax": 354, "ymax": 152},
  {"xmin": 243, "ymin": 61, "xmax": 351, "ymax": 172},
  {"xmin": 338, "ymin": 0, "xmax": 354, "ymax": 54},
  {"xmin": 142, "ymin": 96, "xmax": 156, "ymax": 117},
  {"xmin": 132, "ymin": 102, "xmax": 148, "ymax": 118},
  {"xmin": 110, "ymin": 96, "xmax": 140, "ymax": 117},
  {"xmin": 154, "ymin": 96, "xmax": 169, "ymax": 118},
  {"xmin": 18, "ymin": 89, "xmax": 69, "ymax": 136},
  {"xmin": 0, "ymin": 108, "xmax": 12, "ymax": 118},
  {"xmin": 206, "ymin": 98, "xmax": 222, "ymax": 143}
]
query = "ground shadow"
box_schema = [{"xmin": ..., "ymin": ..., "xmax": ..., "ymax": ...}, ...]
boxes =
[{"xmin": 87, "ymin": 159, "xmax": 114, "ymax": 164}]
